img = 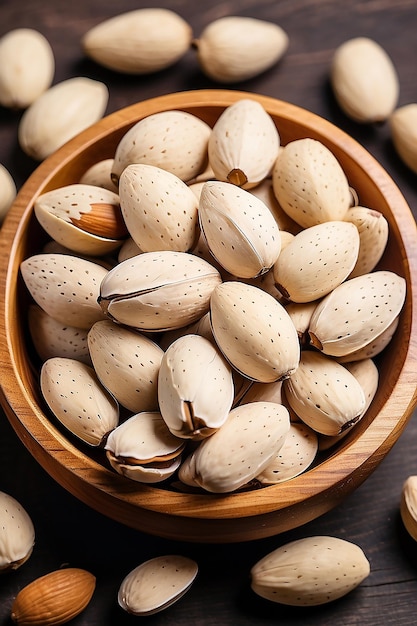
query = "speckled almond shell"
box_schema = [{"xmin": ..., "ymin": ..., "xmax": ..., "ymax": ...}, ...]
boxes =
[
  {"xmin": 87, "ymin": 319, "xmax": 163, "ymax": 413},
  {"xmin": 20, "ymin": 253, "xmax": 108, "ymax": 329},
  {"xmin": 210, "ymin": 281, "xmax": 300, "ymax": 382},
  {"xmin": 208, "ymin": 99, "xmax": 280, "ymax": 189},
  {"xmin": 111, "ymin": 109, "xmax": 210, "ymax": 183},
  {"xmin": 256, "ymin": 421, "xmax": 318, "ymax": 484},
  {"xmin": 273, "ymin": 221, "xmax": 360, "ymax": 302},
  {"xmin": 283, "ymin": 351, "xmax": 366, "ymax": 436},
  {"xmin": 158, "ymin": 334, "xmax": 234, "ymax": 439},
  {"xmin": 28, "ymin": 304, "xmax": 91, "ymax": 365},
  {"xmin": 180, "ymin": 401, "xmax": 290, "ymax": 493},
  {"xmin": 119, "ymin": 163, "xmax": 199, "ymax": 253},
  {"xmin": 118, "ymin": 555, "xmax": 198, "ymax": 616},
  {"xmin": 250, "ymin": 536, "xmax": 370, "ymax": 606},
  {"xmin": 308, "ymin": 270, "xmax": 406, "ymax": 357},
  {"xmin": 99, "ymin": 250, "xmax": 222, "ymax": 332},
  {"xmin": 272, "ymin": 137, "xmax": 352, "ymax": 228},
  {"xmin": 40, "ymin": 357, "xmax": 119, "ymax": 446},
  {"xmin": 198, "ymin": 180, "xmax": 281, "ymax": 278},
  {"xmin": 344, "ymin": 206, "xmax": 389, "ymax": 278}
]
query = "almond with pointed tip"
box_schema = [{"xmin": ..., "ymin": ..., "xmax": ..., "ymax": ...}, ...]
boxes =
[
  {"xmin": 82, "ymin": 8, "xmax": 192, "ymax": 75},
  {"xmin": 208, "ymin": 99, "xmax": 280, "ymax": 189},
  {"xmin": 20, "ymin": 253, "xmax": 108, "ymax": 329},
  {"xmin": 88, "ymin": 320, "xmax": 163, "ymax": 413},
  {"xmin": 40, "ymin": 356, "xmax": 119, "ymax": 445},
  {"xmin": 119, "ymin": 163, "xmax": 200, "ymax": 253},
  {"xmin": 158, "ymin": 334, "xmax": 234, "ymax": 439},
  {"xmin": 118, "ymin": 555, "xmax": 198, "ymax": 616},
  {"xmin": 111, "ymin": 109, "xmax": 211, "ymax": 184},
  {"xmin": 344, "ymin": 206, "xmax": 389, "ymax": 278},
  {"xmin": 193, "ymin": 16, "xmax": 288, "ymax": 83},
  {"xmin": 0, "ymin": 28, "xmax": 54, "ymax": 109},
  {"xmin": 11, "ymin": 568, "xmax": 96, "ymax": 625},
  {"xmin": 272, "ymin": 138, "xmax": 352, "ymax": 228},
  {"xmin": 273, "ymin": 221, "xmax": 359, "ymax": 302},
  {"xmin": 18, "ymin": 77, "xmax": 108, "ymax": 161},
  {"xmin": 179, "ymin": 401, "xmax": 290, "ymax": 493},
  {"xmin": 308, "ymin": 270, "xmax": 406, "ymax": 357},
  {"xmin": 210, "ymin": 281, "xmax": 300, "ymax": 383},
  {"xmin": 283, "ymin": 351, "xmax": 366, "ymax": 436},
  {"xmin": 251, "ymin": 536, "xmax": 370, "ymax": 606},
  {"xmin": 331, "ymin": 37, "xmax": 399, "ymax": 123},
  {"xmin": 199, "ymin": 180, "xmax": 281, "ymax": 278}
]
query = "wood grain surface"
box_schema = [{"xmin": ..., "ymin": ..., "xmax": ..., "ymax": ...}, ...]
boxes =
[{"xmin": 1, "ymin": 0, "xmax": 417, "ymax": 624}]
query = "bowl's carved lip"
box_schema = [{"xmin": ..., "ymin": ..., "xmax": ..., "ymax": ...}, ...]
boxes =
[{"xmin": 0, "ymin": 89, "xmax": 417, "ymax": 533}]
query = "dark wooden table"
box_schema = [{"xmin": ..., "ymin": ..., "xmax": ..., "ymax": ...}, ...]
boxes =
[{"xmin": 1, "ymin": 1, "xmax": 417, "ymax": 624}]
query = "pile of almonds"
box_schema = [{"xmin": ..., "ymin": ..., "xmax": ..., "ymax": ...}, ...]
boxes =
[{"xmin": 1, "ymin": 6, "xmax": 417, "ymax": 623}]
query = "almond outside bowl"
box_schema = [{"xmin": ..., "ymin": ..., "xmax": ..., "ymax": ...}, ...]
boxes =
[{"xmin": 1, "ymin": 89, "xmax": 417, "ymax": 543}]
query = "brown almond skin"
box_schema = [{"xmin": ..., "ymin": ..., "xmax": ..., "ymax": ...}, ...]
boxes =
[{"xmin": 11, "ymin": 567, "xmax": 96, "ymax": 625}]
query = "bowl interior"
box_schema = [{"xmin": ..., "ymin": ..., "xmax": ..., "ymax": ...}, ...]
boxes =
[{"xmin": 1, "ymin": 89, "xmax": 416, "ymax": 543}]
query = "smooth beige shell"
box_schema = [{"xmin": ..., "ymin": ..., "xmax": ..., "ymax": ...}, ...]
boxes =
[
  {"xmin": 118, "ymin": 555, "xmax": 198, "ymax": 616},
  {"xmin": 251, "ymin": 536, "xmax": 370, "ymax": 606},
  {"xmin": 105, "ymin": 412, "xmax": 185, "ymax": 483},
  {"xmin": 99, "ymin": 250, "xmax": 222, "ymax": 332},
  {"xmin": 272, "ymin": 138, "xmax": 352, "ymax": 228},
  {"xmin": 20, "ymin": 253, "xmax": 108, "ymax": 329},
  {"xmin": 158, "ymin": 334, "xmax": 234, "ymax": 439},
  {"xmin": 308, "ymin": 270, "xmax": 406, "ymax": 357},
  {"xmin": 88, "ymin": 320, "xmax": 163, "ymax": 413},
  {"xmin": 331, "ymin": 37, "xmax": 399, "ymax": 123},
  {"xmin": 199, "ymin": 180, "xmax": 281, "ymax": 278},
  {"xmin": 208, "ymin": 98, "xmax": 280, "ymax": 189},
  {"xmin": 179, "ymin": 401, "xmax": 290, "ymax": 493},
  {"xmin": 284, "ymin": 351, "xmax": 366, "ymax": 436},
  {"xmin": 0, "ymin": 163, "xmax": 16, "ymax": 224},
  {"xmin": 390, "ymin": 104, "xmax": 417, "ymax": 175},
  {"xmin": 400, "ymin": 475, "xmax": 417, "ymax": 542},
  {"xmin": 0, "ymin": 28, "xmax": 54, "ymax": 109},
  {"xmin": 273, "ymin": 221, "xmax": 359, "ymax": 302},
  {"xmin": 18, "ymin": 77, "xmax": 109, "ymax": 161},
  {"xmin": 210, "ymin": 281, "xmax": 300, "ymax": 382},
  {"xmin": 0, "ymin": 491, "xmax": 35, "ymax": 573},
  {"xmin": 40, "ymin": 357, "xmax": 119, "ymax": 446},
  {"xmin": 111, "ymin": 110, "xmax": 211, "ymax": 184},
  {"xmin": 79, "ymin": 158, "xmax": 118, "ymax": 193},
  {"xmin": 34, "ymin": 183, "xmax": 126, "ymax": 256},
  {"xmin": 194, "ymin": 16, "xmax": 288, "ymax": 83},
  {"xmin": 82, "ymin": 8, "xmax": 192, "ymax": 74},
  {"xmin": 11, "ymin": 568, "xmax": 96, "ymax": 625},
  {"xmin": 119, "ymin": 164, "xmax": 200, "ymax": 252}
]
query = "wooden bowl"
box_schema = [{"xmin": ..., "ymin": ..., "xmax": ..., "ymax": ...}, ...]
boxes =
[{"xmin": 1, "ymin": 90, "xmax": 417, "ymax": 544}]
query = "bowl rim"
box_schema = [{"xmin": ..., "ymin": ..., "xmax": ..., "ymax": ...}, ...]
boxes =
[{"xmin": 1, "ymin": 89, "xmax": 417, "ymax": 540}]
